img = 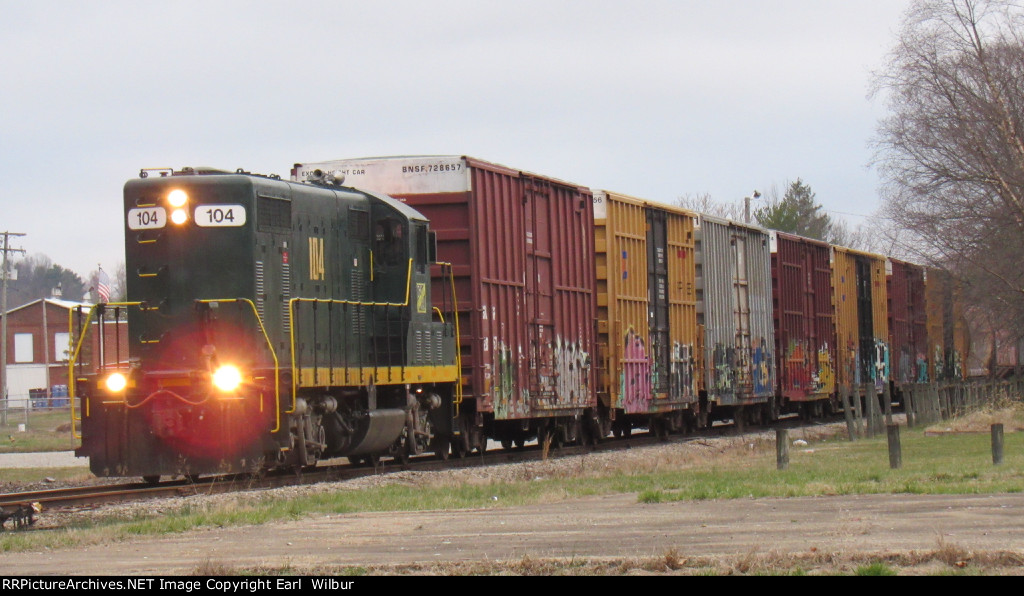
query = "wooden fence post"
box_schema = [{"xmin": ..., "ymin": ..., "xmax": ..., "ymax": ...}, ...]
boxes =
[
  {"xmin": 992, "ymin": 424, "xmax": 1005, "ymax": 466},
  {"xmin": 777, "ymin": 429, "xmax": 789, "ymax": 470},
  {"xmin": 905, "ymin": 384, "xmax": 916, "ymax": 429},
  {"xmin": 841, "ymin": 390, "xmax": 857, "ymax": 441},
  {"xmin": 887, "ymin": 424, "xmax": 902, "ymax": 469}
]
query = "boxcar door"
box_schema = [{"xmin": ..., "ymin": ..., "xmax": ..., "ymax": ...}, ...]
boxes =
[
  {"xmin": 732, "ymin": 230, "xmax": 753, "ymax": 394},
  {"xmin": 524, "ymin": 182, "xmax": 555, "ymax": 407},
  {"xmin": 855, "ymin": 256, "xmax": 875, "ymax": 386},
  {"xmin": 646, "ymin": 208, "xmax": 670, "ymax": 397}
]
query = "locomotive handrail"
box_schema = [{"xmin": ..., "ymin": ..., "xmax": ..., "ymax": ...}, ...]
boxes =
[
  {"xmin": 287, "ymin": 259, "xmax": 415, "ymax": 408},
  {"xmin": 196, "ymin": 298, "xmax": 282, "ymax": 433},
  {"xmin": 285, "ymin": 259, "xmax": 464, "ymax": 411},
  {"xmin": 442, "ymin": 261, "xmax": 464, "ymax": 410},
  {"xmin": 67, "ymin": 302, "xmax": 142, "ymax": 440}
]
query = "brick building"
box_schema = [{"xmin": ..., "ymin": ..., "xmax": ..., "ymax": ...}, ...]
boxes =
[{"xmin": 3, "ymin": 299, "xmax": 128, "ymax": 403}]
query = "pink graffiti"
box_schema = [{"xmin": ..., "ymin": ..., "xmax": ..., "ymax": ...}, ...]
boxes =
[{"xmin": 621, "ymin": 329, "xmax": 652, "ymax": 413}]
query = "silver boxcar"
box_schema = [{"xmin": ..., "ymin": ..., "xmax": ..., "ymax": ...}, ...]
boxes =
[{"xmin": 695, "ymin": 215, "xmax": 776, "ymax": 428}]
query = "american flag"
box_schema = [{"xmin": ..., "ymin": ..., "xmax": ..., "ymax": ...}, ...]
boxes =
[{"xmin": 97, "ymin": 267, "xmax": 111, "ymax": 303}]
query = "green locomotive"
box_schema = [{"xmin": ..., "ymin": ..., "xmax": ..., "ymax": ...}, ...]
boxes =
[{"xmin": 72, "ymin": 168, "xmax": 460, "ymax": 480}]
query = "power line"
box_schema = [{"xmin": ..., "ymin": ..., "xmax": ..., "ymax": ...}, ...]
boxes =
[{"xmin": 824, "ymin": 209, "xmax": 874, "ymax": 219}]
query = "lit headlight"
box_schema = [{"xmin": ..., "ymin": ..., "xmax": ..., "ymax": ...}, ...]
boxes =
[
  {"xmin": 167, "ymin": 189, "xmax": 189, "ymax": 208},
  {"xmin": 212, "ymin": 365, "xmax": 243, "ymax": 392},
  {"xmin": 105, "ymin": 372, "xmax": 128, "ymax": 393},
  {"xmin": 170, "ymin": 208, "xmax": 189, "ymax": 225}
]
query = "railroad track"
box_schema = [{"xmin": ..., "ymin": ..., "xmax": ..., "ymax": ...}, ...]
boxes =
[{"xmin": 0, "ymin": 414, "xmax": 831, "ymax": 515}]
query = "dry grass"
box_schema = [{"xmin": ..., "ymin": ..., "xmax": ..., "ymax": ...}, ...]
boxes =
[
  {"xmin": 925, "ymin": 402, "xmax": 1024, "ymax": 434},
  {"xmin": 189, "ymin": 542, "xmax": 1024, "ymax": 576}
]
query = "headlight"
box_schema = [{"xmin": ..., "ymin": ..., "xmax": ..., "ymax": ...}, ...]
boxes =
[
  {"xmin": 105, "ymin": 372, "xmax": 128, "ymax": 393},
  {"xmin": 167, "ymin": 189, "xmax": 189, "ymax": 208},
  {"xmin": 170, "ymin": 208, "xmax": 189, "ymax": 225},
  {"xmin": 212, "ymin": 365, "xmax": 243, "ymax": 392}
]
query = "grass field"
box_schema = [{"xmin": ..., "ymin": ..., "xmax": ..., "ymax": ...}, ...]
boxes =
[{"xmin": 0, "ymin": 409, "xmax": 78, "ymax": 453}]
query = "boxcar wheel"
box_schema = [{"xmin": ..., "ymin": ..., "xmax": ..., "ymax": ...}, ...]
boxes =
[{"xmin": 433, "ymin": 436, "xmax": 451, "ymax": 461}]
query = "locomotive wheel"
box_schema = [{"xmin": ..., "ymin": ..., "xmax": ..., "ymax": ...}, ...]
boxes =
[
  {"xmin": 451, "ymin": 438, "xmax": 468, "ymax": 458},
  {"xmin": 433, "ymin": 436, "xmax": 451, "ymax": 461},
  {"xmin": 501, "ymin": 438, "xmax": 513, "ymax": 450}
]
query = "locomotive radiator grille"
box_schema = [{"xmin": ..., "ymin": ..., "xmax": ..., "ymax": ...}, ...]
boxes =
[
  {"xmin": 281, "ymin": 262, "xmax": 291, "ymax": 334},
  {"xmin": 255, "ymin": 261, "xmax": 265, "ymax": 321}
]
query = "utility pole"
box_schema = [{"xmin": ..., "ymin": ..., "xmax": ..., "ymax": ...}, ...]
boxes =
[
  {"xmin": 744, "ymin": 190, "xmax": 761, "ymax": 224},
  {"xmin": 1, "ymin": 232, "xmax": 26, "ymax": 410}
]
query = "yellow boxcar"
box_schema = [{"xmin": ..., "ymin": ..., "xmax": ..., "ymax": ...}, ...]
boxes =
[
  {"xmin": 832, "ymin": 246, "xmax": 889, "ymax": 395},
  {"xmin": 926, "ymin": 268, "xmax": 970, "ymax": 380},
  {"xmin": 593, "ymin": 191, "xmax": 699, "ymax": 434}
]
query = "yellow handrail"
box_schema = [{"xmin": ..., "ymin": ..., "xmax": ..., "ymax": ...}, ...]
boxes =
[
  {"xmin": 288, "ymin": 259, "xmax": 415, "ymax": 403},
  {"xmin": 446, "ymin": 262, "xmax": 464, "ymax": 410},
  {"xmin": 68, "ymin": 302, "xmax": 142, "ymax": 439},
  {"xmin": 287, "ymin": 258, "xmax": 464, "ymax": 409}
]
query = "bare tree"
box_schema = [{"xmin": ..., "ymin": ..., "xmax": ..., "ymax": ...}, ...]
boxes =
[
  {"xmin": 873, "ymin": 0, "xmax": 1024, "ymax": 335},
  {"xmin": 675, "ymin": 193, "xmax": 744, "ymax": 221}
]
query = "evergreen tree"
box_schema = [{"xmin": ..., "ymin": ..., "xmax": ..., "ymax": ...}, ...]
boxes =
[
  {"xmin": 754, "ymin": 179, "xmax": 834, "ymax": 241},
  {"xmin": 8, "ymin": 254, "xmax": 86, "ymax": 307}
]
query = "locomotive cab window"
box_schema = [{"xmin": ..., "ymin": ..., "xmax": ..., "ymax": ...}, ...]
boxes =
[
  {"xmin": 374, "ymin": 218, "xmax": 406, "ymax": 267},
  {"xmin": 415, "ymin": 224, "xmax": 428, "ymax": 272}
]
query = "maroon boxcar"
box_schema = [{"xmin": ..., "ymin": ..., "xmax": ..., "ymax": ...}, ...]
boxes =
[
  {"xmin": 887, "ymin": 258, "xmax": 928, "ymax": 388},
  {"xmin": 769, "ymin": 232, "xmax": 836, "ymax": 417},
  {"xmin": 292, "ymin": 156, "xmax": 598, "ymax": 450}
]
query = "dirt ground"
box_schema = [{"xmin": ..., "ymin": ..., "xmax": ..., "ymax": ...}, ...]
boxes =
[{"xmin": 3, "ymin": 492, "xmax": 1024, "ymax": 575}]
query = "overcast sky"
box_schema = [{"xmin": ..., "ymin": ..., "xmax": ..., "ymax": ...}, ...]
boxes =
[{"xmin": 0, "ymin": 0, "xmax": 912, "ymax": 284}]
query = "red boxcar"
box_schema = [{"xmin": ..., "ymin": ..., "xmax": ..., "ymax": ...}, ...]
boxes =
[
  {"xmin": 887, "ymin": 258, "xmax": 928, "ymax": 387},
  {"xmin": 769, "ymin": 232, "xmax": 835, "ymax": 416},
  {"xmin": 292, "ymin": 156, "xmax": 598, "ymax": 448}
]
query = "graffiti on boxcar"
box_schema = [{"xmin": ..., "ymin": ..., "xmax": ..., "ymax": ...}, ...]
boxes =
[
  {"xmin": 752, "ymin": 337, "xmax": 772, "ymax": 395},
  {"xmin": 874, "ymin": 339, "xmax": 891, "ymax": 392},
  {"xmin": 554, "ymin": 336, "xmax": 590, "ymax": 407},
  {"xmin": 817, "ymin": 344, "xmax": 834, "ymax": 393},
  {"xmin": 785, "ymin": 340, "xmax": 811, "ymax": 390},
  {"xmin": 847, "ymin": 340, "xmax": 861, "ymax": 387},
  {"xmin": 916, "ymin": 352, "xmax": 929, "ymax": 383},
  {"xmin": 786, "ymin": 340, "xmax": 832, "ymax": 394},
  {"xmin": 620, "ymin": 328, "xmax": 652, "ymax": 413},
  {"xmin": 492, "ymin": 340, "xmax": 529, "ymax": 419},
  {"xmin": 710, "ymin": 344, "xmax": 735, "ymax": 395},
  {"xmin": 950, "ymin": 350, "xmax": 964, "ymax": 380},
  {"xmin": 669, "ymin": 341, "xmax": 695, "ymax": 401},
  {"xmin": 897, "ymin": 347, "xmax": 914, "ymax": 385},
  {"xmin": 933, "ymin": 345, "xmax": 944, "ymax": 380}
]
